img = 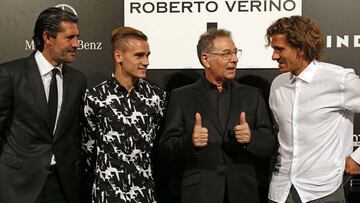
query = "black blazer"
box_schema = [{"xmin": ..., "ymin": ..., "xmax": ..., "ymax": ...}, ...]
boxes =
[
  {"xmin": 0, "ymin": 53, "xmax": 87, "ymax": 203},
  {"xmin": 160, "ymin": 78, "xmax": 275, "ymax": 203}
]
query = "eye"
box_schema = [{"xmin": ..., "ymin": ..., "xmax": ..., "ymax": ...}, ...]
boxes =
[
  {"xmin": 135, "ymin": 53, "xmax": 145, "ymax": 58},
  {"xmin": 274, "ymin": 46, "xmax": 284, "ymax": 51},
  {"xmin": 67, "ymin": 35, "xmax": 77, "ymax": 40}
]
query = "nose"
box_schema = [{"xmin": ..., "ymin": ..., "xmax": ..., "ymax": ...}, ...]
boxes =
[
  {"xmin": 73, "ymin": 38, "xmax": 80, "ymax": 49},
  {"xmin": 142, "ymin": 56, "xmax": 149, "ymax": 67},
  {"xmin": 231, "ymin": 52, "xmax": 238, "ymax": 63},
  {"xmin": 272, "ymin": 51, "xmax": 279, "ymax": 61}
]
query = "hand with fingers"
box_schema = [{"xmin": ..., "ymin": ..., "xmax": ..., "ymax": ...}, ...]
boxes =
[
  {"xmin": 234, "ymin": 112, "xmax": 251, "ymax": 144},
  {"xmin": 345, "ymin": 156, "xmax": 360, "ymax": 175},
  {"xmin": 192, "ymin": 113, "xmax": 208, "ymax": 148}
]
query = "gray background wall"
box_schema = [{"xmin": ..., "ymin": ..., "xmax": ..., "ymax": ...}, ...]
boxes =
[{"xmin": 1, "ymin": 0, "xmax": 359, "ymax": 85}]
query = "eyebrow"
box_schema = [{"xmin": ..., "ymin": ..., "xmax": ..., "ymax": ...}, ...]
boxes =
[
  {"xmin": 272, "ymin": 46, "xmax": 284, "ymax": 49},
  {"xmin": 134, "ymin": 51, "xmax": 150, "ymax": 56},
  {"xmin": 221, "ymin": 48, "xmax": 237, "ymax": 52}
]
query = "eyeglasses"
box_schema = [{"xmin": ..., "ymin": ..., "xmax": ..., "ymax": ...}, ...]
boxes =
[{"xmin": 207, "ymin": 49, "xmax": 242, "ymax": 60}]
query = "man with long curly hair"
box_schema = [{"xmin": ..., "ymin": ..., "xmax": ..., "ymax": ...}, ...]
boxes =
[{"xmin": 266, "ymin": 16, "xmax": 360, "ymax": 203}]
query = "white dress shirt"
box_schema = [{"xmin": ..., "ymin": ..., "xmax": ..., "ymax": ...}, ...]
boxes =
[
  {"xmin": 268, "ymin": 60, "xmax": 360, "ymax": 202},
  {"xmin": 34, "ymin": 51, "xmax": 63, "ymax": 164}
]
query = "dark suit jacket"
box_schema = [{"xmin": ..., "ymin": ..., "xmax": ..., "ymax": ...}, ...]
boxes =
[
  {"xmin": 160, "ymin": 78, "xmax": 275, "ymax": 203},
  {"xmin": 0, "ymin": 53, "xmax": 87, "ymax": 203}
]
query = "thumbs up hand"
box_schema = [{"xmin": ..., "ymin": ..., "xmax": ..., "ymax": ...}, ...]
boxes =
[
  {"xmin": 234, "ymin": 112, "xmax": 251, "ymax": 144},
  {"xmin": 192, "ymin": 113, "xmax": 208, "ymax": 148}
]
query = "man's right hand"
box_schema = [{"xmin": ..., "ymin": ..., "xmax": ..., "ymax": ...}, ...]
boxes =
[
  {"xmin": 192, "ymin": 113, "xmax": 208, "ymax": 148},
  {"xmin": 345, "ymin": 156, "xmax": 360, "ymax": 175}
]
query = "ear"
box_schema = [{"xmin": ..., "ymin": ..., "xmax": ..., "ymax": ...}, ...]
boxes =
[
  {"xmin": 201, "ymin": 53, "xmax": 211, "ymax": 69},
  {"xmin": 297, "ymin": 48, "xmax": 304, "ymax": 57},
  {"xmin": 113, "ymin": 50, "xmax": 123, "ymax": 63},
  {"xmin": 43, "ymin": 31, "xmax": 53, "ymax": 46}
]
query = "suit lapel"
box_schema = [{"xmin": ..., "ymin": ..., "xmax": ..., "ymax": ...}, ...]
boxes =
[
  {"xmin": 26, "ymin": 54, "xmax": 52, "ymax": 132},
  {"xmin": 192, "ymin": 79, "xmax": 222, "ymax": 135}
]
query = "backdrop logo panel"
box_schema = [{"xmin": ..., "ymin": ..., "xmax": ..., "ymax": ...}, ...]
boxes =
[
  {"xmin": 24, "ymin": 3, "xmax": 103, "ymax": 52},
  {"xmin": 326, "ymin": 35, "xmax": 360, "ymax": 48},
  {"xmin": 55, "ymin": 4, "xmax": 78, "ymax": 16},
  {"xmin": 124, "ymin": 0, "xmax": 302, "ymax": 69},
  {"xmin": 354, "ymin": 134, "xmax": 360, "ymax": 148}
]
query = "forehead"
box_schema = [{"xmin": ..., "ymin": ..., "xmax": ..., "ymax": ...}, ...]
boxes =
[
  {"xmin": 212, "ymin": 36, "xmax": 235, "ymax": 51},
  {"xmin": 271, "ymin": 34, "xmax": 290, "ymax": 47},
  {"xmin": 123, "ymin": 38, "xmax": 149, "ymax": 51},
  {"xmin": 58, "ymin": 21, "xmax": 79, "ymax": 34}
]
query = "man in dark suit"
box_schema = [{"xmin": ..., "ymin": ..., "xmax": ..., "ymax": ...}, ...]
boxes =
[
  {"xmin": 159, "ymin": 28, "xmax": 275, "ymax": 203},
  {"xmin": 0, "ymin": 7, "xmax": 86, "ymax": 203}
]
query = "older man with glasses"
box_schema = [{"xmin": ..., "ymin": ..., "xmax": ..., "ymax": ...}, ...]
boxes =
[{"xmin": 159, "ymin": 28, "xmax": 276, "ymax": 203}]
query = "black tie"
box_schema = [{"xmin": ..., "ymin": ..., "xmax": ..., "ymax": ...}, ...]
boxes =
[{"xmin": 48, "ymin": 68, "xmax": 59, "ymax": 133}]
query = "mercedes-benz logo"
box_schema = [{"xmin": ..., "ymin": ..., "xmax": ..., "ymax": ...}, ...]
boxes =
[{"xmin": 55, "ymin": 4, "xmax": 77, "ymax": 16}]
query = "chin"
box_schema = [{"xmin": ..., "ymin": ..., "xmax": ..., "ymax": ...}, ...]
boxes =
[
  {"xmin": 138, "ymin": 74, "xmax": 146, "ymax": 79},
  {"xmin": 279, "ymin": 68, "xmax": 290, "ymax": 73},
  {"xmin": 63, "ymin": 57, "xmax": 76, "ymax": 63},
  {"xmin": 225, "ymin": 74, "xmax": 236, "ymax": 80},
  {"xmin": 278, "ymin": 65, "xmax": 289, "ymax": 73}
]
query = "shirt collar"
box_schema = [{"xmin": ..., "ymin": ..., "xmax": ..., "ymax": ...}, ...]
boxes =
[
  {"xmin": 34, "ymin": 51, "xmax": 63, "ymax": 77},
  {"xmin": 202, "ymin": 77, "xmax": 231, "ymax": 91},
  {"xmin": 110, "ymin": 73, "xmax": 141, "ymax": 92},
  {"xmin": 289, "ymin": 60, "xmax": 318, "ymax": 84}
]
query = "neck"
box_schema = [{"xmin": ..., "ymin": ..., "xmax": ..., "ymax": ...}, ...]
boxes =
[
  {"xmin": 205, "ymin": 75, "xmax": 225, "ymax": 92},
  {"xmin": 216, "ymin": 84, "xmax": 224, "ymax": 92},
  {"xmin": 41, "ymin": 50, "xmax": 60, "ymax": 67},
  {"xmin": 292, "ymin": 60, "xmax": 311, "ymax": 76},
  {"xmin": 114, "ymin": 67, "xmax": 136, "ymax": 92}
]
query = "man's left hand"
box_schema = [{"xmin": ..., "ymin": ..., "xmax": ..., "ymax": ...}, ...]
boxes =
[
  {"xmin": 345, "ymin": 156, "xmax": 360, "ymax": 175},
  {"xmin": 234, "ymin": 112, "xmax": 251, "ymax": 144}
]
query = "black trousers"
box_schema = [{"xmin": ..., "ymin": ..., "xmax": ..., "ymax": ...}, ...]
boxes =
[{"xmin": 35, "ymin": 165, "xmax": 67, "ymax": 203}]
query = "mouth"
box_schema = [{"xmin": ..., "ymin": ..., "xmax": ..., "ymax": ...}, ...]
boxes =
[
  {"xmin": 138, "ymin": 67, "xmax": 147, "ymax": 72},
  {"xmin": 277, "ymin": 60, "xmax": 285, "ymax": 67},
  {"xmin": 68, "ymin": 51, "xmax": 76, "ymax": 57}
]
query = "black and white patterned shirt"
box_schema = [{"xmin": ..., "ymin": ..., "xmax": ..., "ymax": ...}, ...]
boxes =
[{"xmin": 82, "ymin": 75, "xmax": 167, "ymax": 203}]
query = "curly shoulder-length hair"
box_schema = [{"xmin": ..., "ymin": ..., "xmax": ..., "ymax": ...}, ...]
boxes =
[{"xmin": 265, "ymin": 15, "xmax": 324, "ymax": 61}]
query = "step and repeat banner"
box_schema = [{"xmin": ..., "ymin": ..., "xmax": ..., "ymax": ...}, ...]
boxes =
[
  {"xmin": 124, "ymin": 0, "xmax": 301, "ymax": 68},
  {"xmin": 0, "ymin": 0, "xmax": 360, "ymax": 138}
]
